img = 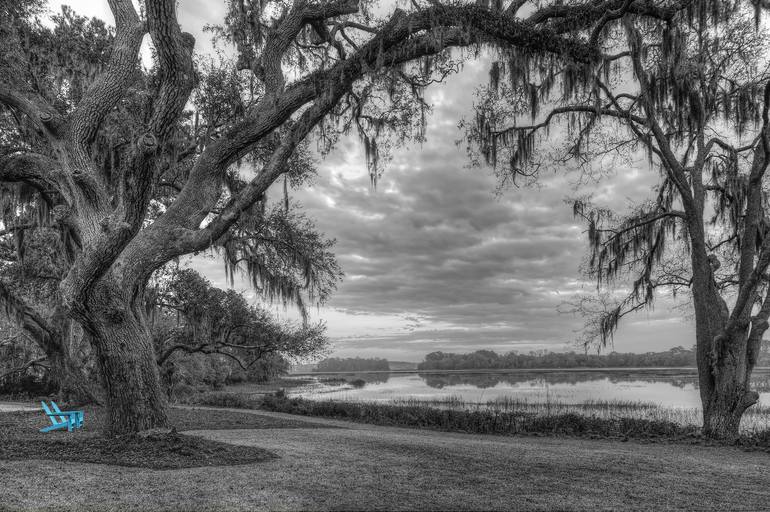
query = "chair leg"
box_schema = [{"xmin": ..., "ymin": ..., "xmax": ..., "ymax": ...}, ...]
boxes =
[{"xmin": 40, "ymin": 423, "xmax": 66, "ymax": 433}]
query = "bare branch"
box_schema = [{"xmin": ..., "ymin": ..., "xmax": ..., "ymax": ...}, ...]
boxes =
[
  {"xmin": 506, "ymin": 0, "xmax": 529, "ymax": 16},
  {"xmin": 67, "ymin": 0, "xmax": 145, "ymax": 145},
  {"xmin": 528, "ymin": 0, "xmax": 685, "ymax": 33},
  {"xmin": 494, "ymin": 104, "xmax": 648, "ymax": 138},
  {"xmin": 157, "ymin": 3, "xmax": 604, "ymax": 240},
  {"xmin": 0, "ymin": 85, "xmax": 63, "ymax": 135},
  {"xmin": 0, "ymin": 356, "xmax": 48, "ymax": 381},
  {"xmin": 0, "ymin": 280, "xmax": 60, "ymax": 354},
  {"xmin": 145, "ymin": 0, "xmax": 196, "ymax": 140},
  {"xmin": 589, "ymin": 0, "xmax": 634, "ymax": 47},
  {"xmin": 0, "ymin": 152, "xmax": 56, "ymax": 188},
  {"xmin": 725, "ymin": 235, "xmax": 770, "ymax": 336},
  {"xmin": 599, "ymin": 211, "xmax": 687, "ymax": 246}
]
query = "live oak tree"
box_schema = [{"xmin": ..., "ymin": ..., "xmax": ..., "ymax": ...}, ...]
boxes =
[
  {"xmin": 1, "ymin": 0, "xmax": 340, "ymax": 432},
  {"xmin": 150, "ymin": 267, "xmax": 330, "ymax": 382},
  {"xmin": 0, "ymin": 0, "xmax": 688, "ymax": 434},
  {"xmin": 470, "ymin": 1, "xmax": 770, "ymax": 439},
  {"xmin": 0, "ymin": 3, "xmax": 334, "ymax": 405}
]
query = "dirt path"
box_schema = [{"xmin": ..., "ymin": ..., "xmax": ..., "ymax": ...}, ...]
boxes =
[
  {"xmin": 1, "ymin": 406, "xmax": 770, "ymax": 510},
  {"xmin": 0, "ymin": 402, "xmax": 35, "ymax": 413}
]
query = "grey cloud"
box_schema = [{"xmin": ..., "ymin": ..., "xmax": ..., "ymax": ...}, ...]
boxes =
[{"xmin": 102, "ymin": 0, "xmax": 689, "ymax": 361}]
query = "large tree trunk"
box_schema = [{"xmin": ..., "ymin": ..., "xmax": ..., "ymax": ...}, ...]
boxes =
[
  {"xmin": 692, "ymin": 268, "xmax": 758, "ymax": 440},
  {"xmin": 699, "ymin": 327, "xmax": 759, "ymax": 440},
  {"xmin": 702, "ymin": 380, "xmax": 757, "ymax": 440},
  {"xmin": 690, "ymin": 234, "xmax": 759, "ymax": 441},
  {"xmin": 81, "ymin": 278, "xmax": 168, "ymax": 436}
]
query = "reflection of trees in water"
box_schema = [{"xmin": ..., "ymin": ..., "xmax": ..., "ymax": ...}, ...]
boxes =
[
  {"xmin": 321, "ymin": 372, "xmax": 391, "ymax": 385},
  {"xmin": 320, "ymin": 370, "xmax": 770, "ymax": 392},
  {"xmin": 357, "ymin": 372, "xmax": 390, "ymax": 384},
  {"xmin": 420, "ymin": 373, "xmax": 504, "ymax": 389},
  {"xmin": 417, "ymin": 371, "xmax": 706, "ymax": 390}
]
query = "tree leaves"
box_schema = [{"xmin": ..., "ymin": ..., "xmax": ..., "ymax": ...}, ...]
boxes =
[{"xmin": 150, "ymin": 266, "xmax": 330, "ymax": 371}]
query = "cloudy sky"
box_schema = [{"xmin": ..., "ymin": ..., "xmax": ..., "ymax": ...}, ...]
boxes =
[{"xmin": 57, "ymin": 0, "xmax": 694, "ymax": 361}]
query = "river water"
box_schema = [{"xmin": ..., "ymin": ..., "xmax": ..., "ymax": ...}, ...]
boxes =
[{"xmin": 288, "ymin": 368, "xmax": 770, "ymax": 409}]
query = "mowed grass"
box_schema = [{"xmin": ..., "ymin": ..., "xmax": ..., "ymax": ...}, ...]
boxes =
[
  {"xmin": 4, "ymin": 393, "xmax": 770, "ymax": 510},
  {"xmin": 0, "ymin": 405, "xmax": 324, "ymax": 469},
  {"xmin": 3, "ymin": 406, "xmax": 770, "ymax": 511}
]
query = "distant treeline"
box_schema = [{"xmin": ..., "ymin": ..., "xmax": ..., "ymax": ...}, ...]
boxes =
[
  {"xmin": 314, "ymin": 357, "xmax": 390, "ymax": 372},
  {"xmin": 417, "ymin": 347, "xmax": 701, "ymax": 370}
]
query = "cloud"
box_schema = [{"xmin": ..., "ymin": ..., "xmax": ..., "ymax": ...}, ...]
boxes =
[
  {"xmin": 59, "ymin": 0, "xmax": 695, "ymax": 361},
  {"xmin": 267, "ymin": 62, "xmax": 692, "ymax": 360}
]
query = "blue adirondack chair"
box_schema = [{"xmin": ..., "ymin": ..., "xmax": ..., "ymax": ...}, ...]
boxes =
[{"xmin": 40, "ymin": 401, "xmax": 84, "ymax": 433}]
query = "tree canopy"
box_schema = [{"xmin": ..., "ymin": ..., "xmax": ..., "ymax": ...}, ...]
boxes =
[
  {"xmin": 418, "ymin": 347, "xmax": 699, "ymax": 370},
  {"xmin": 466, "ymin": 0, "xmax": 770, "ymax": 438},
  {"xmin": 150, "ymin": 266, "xmax": 330, "ymax": 370},
  {"xmin": 3, "ymin": 0, "xmax": 758, "ymax": 436}
]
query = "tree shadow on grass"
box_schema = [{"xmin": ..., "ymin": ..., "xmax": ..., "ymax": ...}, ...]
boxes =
[{"xmin": 0, "ymin": 407, "xmax": 302, "ymax": 469}]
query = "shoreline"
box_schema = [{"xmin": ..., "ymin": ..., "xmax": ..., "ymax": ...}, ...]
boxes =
[{"xmin": 290, "ymin": 366, "xmax": 770, "ymax": 376}]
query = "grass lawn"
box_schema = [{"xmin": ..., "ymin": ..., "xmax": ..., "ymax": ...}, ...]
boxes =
[
  {"xmin": 1, "ymin": 406, "xmax": 770, "ymax": 511},
  {"xmin": 0, "ymin": 405, "xmax": 324, "ymax": 470}
]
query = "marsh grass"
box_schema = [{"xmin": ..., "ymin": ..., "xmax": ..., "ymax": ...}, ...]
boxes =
[
  {"xmin": 369, "ymin": 396, "xmax": 770, "ymax": 434},
  {"xmin": 179, "ymin": 391, "xmax": 261, "ymax": 409},
  {"xmin": 261, "ymin": 394, "xmax": 770, "ymax": 446},
  {"xmin": 261, "ymin": 394, "xmax": 698, "ymax": 439}
]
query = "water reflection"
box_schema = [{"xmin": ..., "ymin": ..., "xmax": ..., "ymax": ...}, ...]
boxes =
[
  {"xmin": 419, "ymin": 370, "xmax": 770, "ymax": 392},
  {"xmin": 295, "ymin": 369, "xmax": 770, "ymax": 408},
  {"xmin": 418, "ymin": 371, "xmax": 701, "ymax": 390},
  {"xmin": 318, "ymin": 372, "xmax": 391, "ymax": 385}
]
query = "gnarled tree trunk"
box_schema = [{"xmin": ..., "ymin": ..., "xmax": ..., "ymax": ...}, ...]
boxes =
[
  {"xmin": 78, "ymin": 276, "xmax": 168, "ymax": 436},
  {"xmin": 692, "ymin": 251, "xmax": 759, "ymax": 441},
  {"xmin": 697, "ymin": 330, "xmax": 759, "ymax": 440}
]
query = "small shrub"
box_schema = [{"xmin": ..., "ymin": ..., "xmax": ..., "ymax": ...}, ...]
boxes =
[
  {"xmin": 349, "ymin": 379, "xmax": 366, "ymax": 388},
  {"xmin": 0, "ymin": 375, "xmax": 57, "ymax": 398}
]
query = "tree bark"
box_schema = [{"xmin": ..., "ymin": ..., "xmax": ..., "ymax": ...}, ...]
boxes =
[
  {"xmin": 80, "ymin": 277, "xmax": 168, "ymax": 436},
  {"xmin": 691, "ymin": 266, "xmax": 758, "ymax": 441},
  {"xmin": 698, "ymin": 322, "xmax": 759, "ymax": 440},
  {"xmin": 702, "ymin": 375, "xmax": 758, "ymax": 440},
  {"xmin": 694, "ymin": 329, "xmax": 758, "ymax": 440}
]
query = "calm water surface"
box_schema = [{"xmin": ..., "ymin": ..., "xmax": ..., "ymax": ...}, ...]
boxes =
[{"xmin": 289, "ymin": 369, "xmax": 770, "ymax": 409}]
